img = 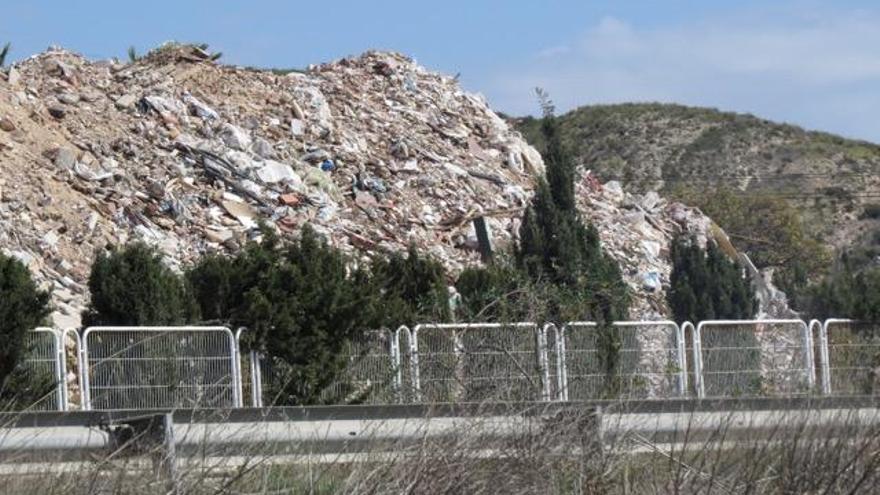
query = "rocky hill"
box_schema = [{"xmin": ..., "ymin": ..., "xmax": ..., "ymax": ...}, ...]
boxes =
[
  {"xmin": 0, "ymin": 46, "xmax": 736, "ymax": 327},
  {"xmin": 515, "ymin": 103, "xmax": 880, "ymax": 253}
]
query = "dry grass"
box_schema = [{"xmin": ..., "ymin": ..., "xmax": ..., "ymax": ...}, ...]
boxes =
[{"xmin": 1, "ymin": 402, "xmax": 880, "ymax": 494}]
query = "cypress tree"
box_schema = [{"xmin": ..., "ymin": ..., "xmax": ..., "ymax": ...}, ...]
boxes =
[
  {"xmin": 515, "ymin": 96, "xmax": 629, "ymax": 323},
  {"xmin": 515, "ymin": 91, "xmax": 630, "ymax": 396},
  {"xmin": 0, "ymin": 254, "xmax": 51, "ymax": 404},
  {"xmin": 668, "ymin": 235, "xmax": 756, "ymax": 324}
]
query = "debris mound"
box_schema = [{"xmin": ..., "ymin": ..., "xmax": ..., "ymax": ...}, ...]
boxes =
[{"xmin": 0, "ymin": 45, "xmax": 772, "ymax": 328}]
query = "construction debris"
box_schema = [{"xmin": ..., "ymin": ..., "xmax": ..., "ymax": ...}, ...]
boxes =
[{"xmin": 0, "ymin": 44, "xmax": 786, "ymax": 330}]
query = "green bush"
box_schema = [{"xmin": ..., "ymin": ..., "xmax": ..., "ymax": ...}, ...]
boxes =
[
  {"xmin": 367, "ymin": 244, "xmax": 449, "ymax": 328},
  {"xmin": 668, "ymin": 236, "xmax": 759, "ymax": 394},
  {"xmin": 188, "ymin": 226, "xmax": 381, "ymax": 404},
  {"xmin": 456, "ymin": 258, "xmax": 536, "ymax": 322},
  {"xmin": 0, "ymin": 253, "xmax": 51, "ymax": 405},
  {"xmin": 514, "ymin": 99, "xmax": 630, "ymax": 397},
  {"xmin": 83, "ymin": 243, "xmax": 198, "ymax": 327}
]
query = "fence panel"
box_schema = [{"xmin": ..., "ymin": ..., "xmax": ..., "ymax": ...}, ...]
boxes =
[
  {"xmin": 82, "ymin": 327, "xmax": 240, "ymax": 410},
  {"xmin": 253, "ymin": 330, "xmax": 398, "ymax": 406},
  {"xmin": 695, "ymin": 320, "xmax": 813, "ymax": 397},
  {"xmin": 412, "ymin": 323, "xmax": 544, "ymax": 402},
  {"xmin": 820, "ymin": 319, "xmax": 880, "ymax": 395},
  {"xmin": 559, "ymin": 321, "xmax": 684, "ymax": 400},
  {"xmin": 319, "ymin": 330, "xmax": 398, "ymax": 404},
  {"xmin": 20, "ymin": 328, "xmax": 66, "ymax": 411}
]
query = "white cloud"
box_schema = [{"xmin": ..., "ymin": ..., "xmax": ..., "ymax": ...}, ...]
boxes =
[{"xmin": 486, "ymin": 9, "xmax": 880, "ymax": 141}]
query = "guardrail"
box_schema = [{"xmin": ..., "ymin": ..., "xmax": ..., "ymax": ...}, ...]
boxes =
[
  {"xmin": 3, "ymin": 398, "xmax": 880, "ymax": 483},
  {"xmin": 12, "ymin": 319, "xmax": 879, "ymax": 410}
]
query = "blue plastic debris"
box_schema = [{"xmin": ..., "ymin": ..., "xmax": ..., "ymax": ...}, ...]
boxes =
[{"xmin": 320, "ymin": 159, "xmax": 335, "ymax": 172}]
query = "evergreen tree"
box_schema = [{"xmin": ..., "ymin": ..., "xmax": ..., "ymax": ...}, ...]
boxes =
[
  {"xmin": 0, "ymin": 253, "xmax": 51, "ymax": 404},
  {"xmin": 668, "ymin": 236, "xmax": 756, "ymax": 324},
  {"xmin": 515, "ymin": 97, "xmax": 629, "ymax": 323},
  {"xmin": 514, "ymin": 91, "xmax": 630, "ymax": 396},
  {"xmin": 83, "ymin": 243, "xmax": 197, "ymax": 327}
]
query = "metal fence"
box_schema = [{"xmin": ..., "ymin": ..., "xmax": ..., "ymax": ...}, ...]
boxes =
[
  {"xmin": 694, "ymin": 320, "xmax": 814, "ymax": 398},
  {"xmin": 20, "ymin": 328, "xmax": 67, "ymax": 411},
  {"xmin": 81, "ymin": 327, "xmax": 240, "ymax": 410},
  {"xmin": 552, "ymin": 321, "xmax": 685, "ymax": 401},
  {"xmin": 22, "ymin": 319, "xmax": 880, "ymax": 411},
  {"xmin": 819, "ymin": 319, "xmax": 880, "ymax": 395},
  {"xmin": 411, "ymin": 323, "xmax": 545, "ymax": 402}
]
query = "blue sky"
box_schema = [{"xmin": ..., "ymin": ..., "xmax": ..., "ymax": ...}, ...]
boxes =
[{"xmin": 4, "ymin": 1, "xmax": 880, "ymax": 141}]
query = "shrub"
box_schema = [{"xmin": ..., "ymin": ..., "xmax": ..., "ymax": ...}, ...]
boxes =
[
  {"xmin": 455, "ymin": 258, "xmax": 538, "ymax": 322},
  {"xmin": 0, "ymin": 253, "xmax": 51, "ymax": 404},
  {"xmin": 83, "ymin": 243, "xmax": 198, "ymax": 327},
  {"xmin": 367, "ymin": 244, "xmax": 449, "ymax": 328},
  {"xmin": 805, "ymin": 260, "xmax": 880, "ymax": 321},
  {"xmin": 188, "ymin": 225, "xmax": 379, "ymax": 405}
]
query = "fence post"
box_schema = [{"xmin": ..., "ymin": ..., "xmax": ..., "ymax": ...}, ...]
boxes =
[
  {"xmin": 538, "ymin": 324, "xmax": 552, "ymax": 401},
  {"xmin": 809, "ymin": 320, "xmax": 828, "ymax": 395},
  {"xmin": 411, "ymin": 325, "xmax": 422, "ymax": 403},
  {"xmin": 690, "ymin": 322, "xmax": 705, "ymax": 398},
  {"xmin": 675, "ymin": 322, "xmax": 689, "ymax": 397},
  {"xmin": 232, "ymin": 328, "xmax": 245, "ymax": 408},
  {"xmin": 250, "ymin": 351, "xmax": 263, "ymax": 407},
  {"xmin": 81, "ymin": 328, "xmax": 92, "ymax": 411},
  {"xmin": 801, "ymin": 320, "xmax": 817, "ymax": 392},
  {"xmin": 47, "ymin": 329, "xmax": 67, "ymax": 411},
  {"xmin": 557, "ymin": 324, "xmax": 569, "ymax": 401}
]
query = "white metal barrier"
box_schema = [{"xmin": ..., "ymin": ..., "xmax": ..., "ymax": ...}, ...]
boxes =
[
  {"xmin": 411, "ymin": 323, "xmax": 545, "ymax": 402},
  {"xmin": 543, "ymin": 323, "xmax": 562, "ymax": 401},
  {"xmin": 554, "ymin": 321, "xmax": 685, "ymax": 401},
  {"xmin": 694, "ymin": 320, "xmax": 814, "ymax": 398},
  {"xmin": 682, "ymin": 322, "xmax": 698, "ymax": 397},
  {"xmin": 20, "ymin": 328, "xmax": 67, "ymax": 411},
  {"xmin": 22, "ymin": 319, "xmax": 880, "ymax": 411},
  {"xmin": 819, "ymin": 319, "xmax": 880, "ymax": 396},
  {"xmin": 808, "ymin": 320, "xmax": 829, "ymax": 395},
  {"xmin": 81, "ymin": 327, "xmax": 241, "ymax": 410},
  {"xmin": 393, "ymin": 325, "xmax": 415, "ymax": 403}
]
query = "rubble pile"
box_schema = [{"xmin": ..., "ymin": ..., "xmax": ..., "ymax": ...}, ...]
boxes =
[
  {"xmin": 0, "ymin": 44, "xmax": 773, "ymax": 331},
  {"xmin": 576, "ymin": 176, "xmax": 710, "ymax": 318}
]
